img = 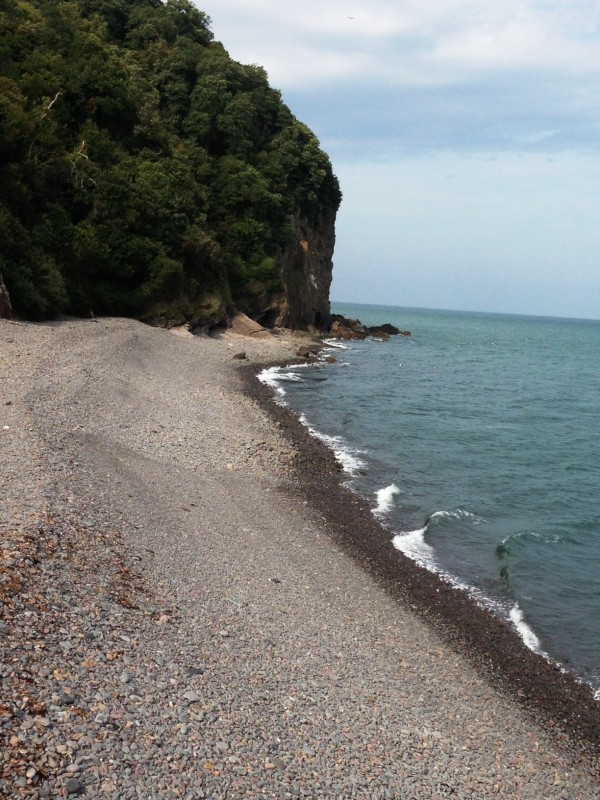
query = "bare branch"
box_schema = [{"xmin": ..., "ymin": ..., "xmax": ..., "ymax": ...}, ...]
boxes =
[{"xmin": 41, "ymin": 91, "xmax": 62, "ymax": 118}]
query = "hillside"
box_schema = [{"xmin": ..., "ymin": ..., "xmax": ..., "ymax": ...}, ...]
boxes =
[{"xmin": 0, "ymin": 0, "xmax": 341, "ymax": 329}]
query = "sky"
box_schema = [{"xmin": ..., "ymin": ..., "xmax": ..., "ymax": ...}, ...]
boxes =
[{"xmin": 198, "ymin": 0, "xmax": 600, "ymax": 319}]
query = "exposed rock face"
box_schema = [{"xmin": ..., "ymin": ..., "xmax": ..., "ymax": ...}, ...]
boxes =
[
  {"xmin": 256, "ymin": 210, "xmax": 336, "ymax": 331},
  {"xmin": 0, "ymin": 274, "xmax": 12, "ymax": 319}
]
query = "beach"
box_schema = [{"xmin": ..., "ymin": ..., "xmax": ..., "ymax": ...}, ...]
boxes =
[{"xmin": 1, "ymin": 317, "xmax": 599, "ymax": 799}]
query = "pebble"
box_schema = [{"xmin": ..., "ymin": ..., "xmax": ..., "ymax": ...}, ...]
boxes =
[{"xmin": 1, "ymin": 318, "xmax": 598, "ymax": 800}]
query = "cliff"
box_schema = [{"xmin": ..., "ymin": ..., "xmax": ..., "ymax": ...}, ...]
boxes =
[
  {"xmin": 0, "ymin": 0, "xmax": 340, "ymax": 331},
  {"xmin": 0, "ymin": 274, "xmax": 12, "ymax": 319},
  {"xmin": 250, "ymin": 210, "xmax": 336, "ymax": 331}
]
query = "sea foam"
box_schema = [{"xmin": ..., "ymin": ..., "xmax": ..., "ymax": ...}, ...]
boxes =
[
  {"xmin": 392, "ymin": 527, "xmax": 437, "ymax": 571},
  {"xmin": 509, "ymin": 603, "xmax": 545, "ymax": 655},
  {"xmin": 257, "ymin": 366, "xmax": 287, "ymax": 403},
  {"xmin": 374, "ymin": 483, "xmax": 400, "ymax": 516},
  {"xmin": 298, "ymin": 413, "xmax": 366, "ymax": 476}
]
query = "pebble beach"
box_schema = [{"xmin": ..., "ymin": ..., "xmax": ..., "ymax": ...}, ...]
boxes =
[{"xmin": 1, "ymin": 317, "xmax": 599, "ymax": 799}]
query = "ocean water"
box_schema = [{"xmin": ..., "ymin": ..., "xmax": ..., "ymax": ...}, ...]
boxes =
[{"xmin": 260, "ymin": 302, "xmax": 600, "ymax": 693}]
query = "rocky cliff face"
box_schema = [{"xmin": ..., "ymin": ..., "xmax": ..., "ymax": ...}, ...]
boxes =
[
  {"xmin": 0, "ymin": 274, "xmax": 12, "ymax": 319},
  {"xmin": 254, "ymin": 210, "xmax": 336, "ymax": 331}
]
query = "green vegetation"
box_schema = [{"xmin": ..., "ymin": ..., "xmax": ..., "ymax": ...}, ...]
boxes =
[{"xmin": 0, "ymin": 0, "xmax": 341, "ymax": 321}]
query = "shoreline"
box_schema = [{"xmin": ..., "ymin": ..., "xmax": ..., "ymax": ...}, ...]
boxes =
[
  {"xmin": 2, "ymin": 317, "xmax": 600, "ymax": 797},
  {"xmin": 239, "ymin": 356, "xmax": 600, "ymax": 756}
]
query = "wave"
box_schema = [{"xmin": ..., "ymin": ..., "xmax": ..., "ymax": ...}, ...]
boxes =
[
  {"xmin": 298, "ymin": 413, "xmax": 367, "ymax": 476},
  {"xmin": 257, "ymin": 366, "xmax": 287, "ymax": 404},
  {"xmin": 426, "ymin": 508, "xmax": 487, "ymax": 526},
  {"xmin": 322, "ymin": 338, "xmax": 349, "ymax": 350},
  {"xmin": 509, "ymin": 603, "xmax": 545, "ymax": 655},
  {"xmin": 392, "ymin": 527, "xmax": 437, "ymax": 572},
  {"xmin": 258, "ymin": 363, "xmax": 319, "ymax": 403},
  {"xmin": 374, "ymin": 483, "xmax": 400, "ymax": 516},
  {"xmin": 391, "ymin": 509, "xmax": 550, "ymax": 661},
  {"xmin": 275, "ymin": 371, "xmax": 304, "ymax": 382}
]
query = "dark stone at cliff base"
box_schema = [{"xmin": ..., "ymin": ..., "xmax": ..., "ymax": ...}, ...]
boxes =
[
  {"xmin": 328, "ymin": 314, "xmax": 411, "ymax": 340},
  {"xmin": 0, "ymin": 274, "xmax": 12, "ymax": 319},
  {"xmin": 296, "ymin": 345, "xmax": 320, "ymax": 359},
  {"xmin": 329, "ymin": 315, "xmax": 366, "ymax": 340}
]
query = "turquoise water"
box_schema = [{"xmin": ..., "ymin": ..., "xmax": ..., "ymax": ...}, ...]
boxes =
[{"xmin": 266, "ymin": 302, "xmax": 600, "ymax": 692}]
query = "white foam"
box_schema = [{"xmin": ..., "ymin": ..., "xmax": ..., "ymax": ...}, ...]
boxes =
[
  {"xmin": 374, "ymin": 483, "xmax": 400, "ymax": 516},
  {"xmin": 298, "ymin": 413, "xmax": 367, "ymax": 476},
  {"xmin": 322, "ymin": 338, "xmax": 348, "ymax": 350},
  {"xmin": 276, "ymin": 371, "xmax": 304, "ymax": 382},
  {"xmin": 257, "ymin": 367, "xmax": 287, "ymax": 404},
  {"xmin": 428, "ymin": 509, "xmax": 486, "ymax": 525},
  {"xmin": 509, "ymin": 603, "xmax": 545, "ymax": 655},
  {"xmin": 392, "ymin": 528, "xmax": 437, "ymax": 571}
]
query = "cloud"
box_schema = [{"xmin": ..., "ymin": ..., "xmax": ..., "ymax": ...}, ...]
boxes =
[
  {"xmin": 202, "ymin": 0, "xmax": 600, "ymax": 90},
  {"xmin": 199, "ymin": 0, "xmax": 600, "ymax": 318}
]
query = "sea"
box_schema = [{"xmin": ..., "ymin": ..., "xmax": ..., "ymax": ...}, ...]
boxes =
[{"xmin": 260, "ymin": 302, "xmax": 600, "ymax": 696}]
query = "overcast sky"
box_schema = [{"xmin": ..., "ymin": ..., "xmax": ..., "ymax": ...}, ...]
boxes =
[{"xmin": 200, "ymin": 0, "xmax": 600, "ymax": 319}]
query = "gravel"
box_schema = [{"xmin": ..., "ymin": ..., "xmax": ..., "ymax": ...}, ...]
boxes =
[{"xmin": 1, "ymin": 317, "xmax": 599, "ymax": 799}]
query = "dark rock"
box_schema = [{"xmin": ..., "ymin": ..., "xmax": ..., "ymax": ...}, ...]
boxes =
[
  {"xmin": 296, "ymin": 346, "xmax": 319, "ymax": 359},
  {"xmin": 0, "ymin": 274, "xmax": 12, "ymax": 319},
  {"xmin": 66, "ymin": 777, "xmax": 84, "ymax": 795},
  {"xmin": 370, "ymin": 330, "xmax": 390, "ymax": 340},
  {"xmin": 232, "ymin": 352, "xmax": 247, "ymax": 360},
  {"xmin": 329, "ymin": 314, "xmax": 411, "ymax": 340},
  {"xmin": 324, "ymin": 356, "xmax": 337, "ymax": 364},
  {"xmin": 329, "ymin": 316, "xmax": 366, "ymax": 340},
  {"xmin": 59, "ymin": 693, "xmax": 76, "ymax": 706},
  {"xmin": 367, "ymin": 322, "xmax": 401, "ymax": 336}
]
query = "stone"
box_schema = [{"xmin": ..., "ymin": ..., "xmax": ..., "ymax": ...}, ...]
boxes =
[
  {"xmin": 328, "ymin": 314, "xmax": 411, "ymax": 340},
  {"xmin": 296, "ymin": 346, "xmax": 319, "ymax": 359},
  {"xmin": 66, "ymin": 777, "xmax": 84, "ymax": 795},
  {"xmin": 0, "ymin": 273, "xmax": 11, "ymax": 319}
]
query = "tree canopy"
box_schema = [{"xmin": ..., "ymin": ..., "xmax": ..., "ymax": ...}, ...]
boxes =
[{"xmin": 0, "ymin": 0, "xmax": 341, "ymax": 321}]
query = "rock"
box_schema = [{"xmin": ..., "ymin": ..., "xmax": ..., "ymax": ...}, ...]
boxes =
[
  {"xmin": 329, "ymin": 315, "xmax": 367, "ymax": 340},
  {"xmin": 66, "ymin": 777, "xmax": 84, "ymax": 795},
  {"xmin": 366, "ymin": 323, "xmax": 401, "ymax": 336},
  {"xmin": 232, "ymin": 352, "xmax": 247, "ymax": 360},
  {"xmin": 324, "ymin": 356, "xmax": 337, "ymax": 364},
  {"xmin": 296, "ymin": 346, "xmax": 319, "ymax": 358},
  {"xmin": 0, "ymin": 273, "xmax": 11, "ymax": 319},
  {"xmin": 328, "ymin": 314, "xmax": 411, "ymax": 340},
  {"xmin": 228, "ymin": 312, "xmax": 272, "ymax": 339}
]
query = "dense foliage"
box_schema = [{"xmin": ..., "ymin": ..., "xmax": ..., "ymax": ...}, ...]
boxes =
[{"xmin": 0, "ymin": 0, "xmax": 341, "ymax": 321}]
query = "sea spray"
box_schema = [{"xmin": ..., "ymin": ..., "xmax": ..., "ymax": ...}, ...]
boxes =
[
  {"xmin": 509, "ymin": 603, "xmax": 545, "ymax": 655},
  {"xmin": 392, "ymin": 528, "xmax": 437, "ymax": 571},
  {"xmin": 374, "ymin": 483, "xmax": 400, "ymax": 516}
]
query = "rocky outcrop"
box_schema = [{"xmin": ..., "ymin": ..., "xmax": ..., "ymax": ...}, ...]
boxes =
[
  {"xmin": 255, "ymin": 210, "xmax": 336, "ymax": 332},
  {"xmin": 329, "ymin": 314, "xmax": 411, "ymax": 340},
  {"xmin": 0, "ymin": 274, "xmax": 12, "ymax": 319}
]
